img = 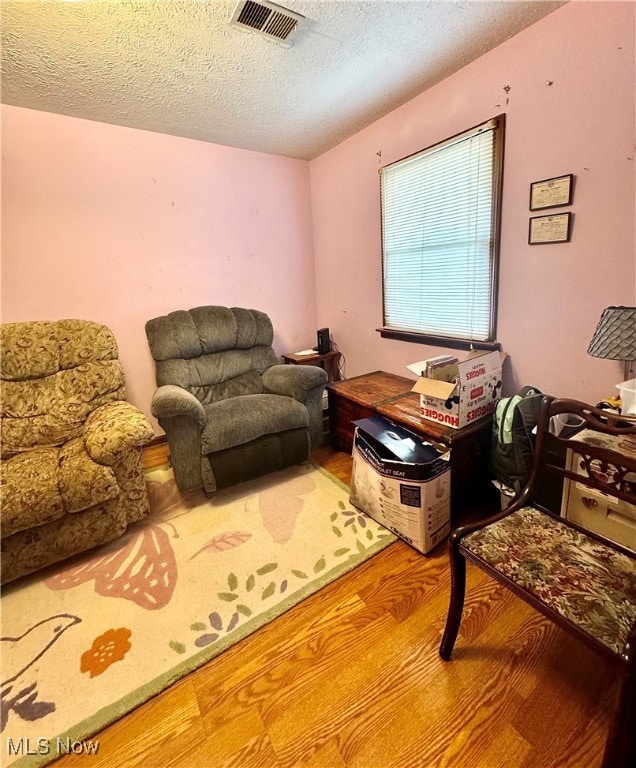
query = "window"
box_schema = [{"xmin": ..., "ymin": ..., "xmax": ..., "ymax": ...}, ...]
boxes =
[{"xmin": 380, "ymin": 115, "xmax": 504, "ymax": 348}]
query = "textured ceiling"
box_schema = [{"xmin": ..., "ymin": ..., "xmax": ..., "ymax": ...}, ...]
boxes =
[{"xmin": 1, "ymin": 0, "xmax": 565, "ymax": 160}]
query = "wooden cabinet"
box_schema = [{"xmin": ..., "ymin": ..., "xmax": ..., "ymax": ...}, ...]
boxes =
[
  {"xmin": 328, "ymin": 371, "xmax": 408, "ymax": 453},
  {"xmin": 327, "ymin": 371, "xmax": 494, "ymax": 524},
  {"xmin": 281, "ymin": 350, "xmax": 342, "ymax": 383}
]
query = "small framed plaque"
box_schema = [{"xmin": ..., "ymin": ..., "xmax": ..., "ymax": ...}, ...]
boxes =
[
  {"xmin": 528, "ymin": 212, "xmax": 572, "ymax": 245},
  {"xmin": 530, "ymin": 174, "xmax": 573, "ymax": 211}
]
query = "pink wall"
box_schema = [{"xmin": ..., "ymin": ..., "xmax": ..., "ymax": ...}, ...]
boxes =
[
  {"xmin": 1, "ymin": 108, "xmax": 317, "ymax": 429},
  {"xmin": 310, "ymin": 0, "xmax": 636, "ymax": 402},
  {"xmin": 2, "ymin": 0, "xmax": 634, "ymax": 431}
]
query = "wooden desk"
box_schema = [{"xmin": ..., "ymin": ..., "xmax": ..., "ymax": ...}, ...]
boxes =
[
  {"xmin": 282, "ymin": 349, "xmax": 342, "ymax": 383},
  {"xmin": 327, "ymin": 371, "xmax": 494, "ymax": 522}
]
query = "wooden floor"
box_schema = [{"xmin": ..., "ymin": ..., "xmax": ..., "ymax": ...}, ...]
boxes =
[{"xmin": 55, "ymin": 446, "xmax": 617, "ymax": 768}]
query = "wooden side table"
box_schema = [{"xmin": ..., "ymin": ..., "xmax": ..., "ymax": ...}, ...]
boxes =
[
  {"xmin": 281, "ymin": 349, "xmax": 342, "ymax": 383},
  {"xmin": 327, "ymin": 371, "xmax": 494, "ymax": 523}
]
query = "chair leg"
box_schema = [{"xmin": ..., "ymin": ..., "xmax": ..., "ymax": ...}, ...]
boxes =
[{"xmin": 439, "ymin": 536, "xmax": 467, "ymax": 661}]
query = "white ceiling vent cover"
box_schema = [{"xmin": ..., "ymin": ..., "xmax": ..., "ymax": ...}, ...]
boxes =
[{"xmin": 230, "ymin": 0, "xmax": 304, "ymax": 47}]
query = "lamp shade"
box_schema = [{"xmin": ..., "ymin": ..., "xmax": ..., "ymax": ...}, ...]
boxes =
[{"xmin": 587, "ymin": 306, "xmax": 636, "ymax": 361}]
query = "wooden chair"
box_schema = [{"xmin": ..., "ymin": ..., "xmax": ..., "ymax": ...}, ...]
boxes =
[{"xmin": 439, "ymin": 396, "xmax": 636, "ymax": 768}]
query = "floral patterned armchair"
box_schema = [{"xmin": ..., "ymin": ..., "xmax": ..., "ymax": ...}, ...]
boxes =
[{"xmin": 0, "ymin": 320, "xmax": 155, "ymax": 584}]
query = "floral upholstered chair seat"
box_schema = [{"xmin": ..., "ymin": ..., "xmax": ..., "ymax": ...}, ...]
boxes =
[
  {"xmin": 0, "ymin": 320, "xmax": 154, "ymax": 584},
  {"xmin": 464, "ymin": 505, "xmax": 636, "ymax": 658}
]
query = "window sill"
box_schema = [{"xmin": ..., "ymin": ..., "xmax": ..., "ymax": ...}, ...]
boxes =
[{"xmin": 377, "ymin": 327, "xmax": 500, "ymax": 352}]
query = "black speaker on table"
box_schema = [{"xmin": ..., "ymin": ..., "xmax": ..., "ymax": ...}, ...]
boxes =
[{"xmin": 316, "ymin": 327, "xmax": 330, "ymax": 355}]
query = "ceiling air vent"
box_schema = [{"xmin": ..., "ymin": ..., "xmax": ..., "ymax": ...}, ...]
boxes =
[{"xmin": 230, "ymin": 0, "xmax": 304, "ymax": 47}]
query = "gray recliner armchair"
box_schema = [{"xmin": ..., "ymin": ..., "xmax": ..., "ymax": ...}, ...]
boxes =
[{"xmin": 145, "ymin": 306, "xmax": 328, "ymax": 494}]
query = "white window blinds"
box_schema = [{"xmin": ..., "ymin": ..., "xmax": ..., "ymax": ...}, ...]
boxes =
[{"xmin": 381, "ymin": 117, "xmax": 502, "ymax": 343}]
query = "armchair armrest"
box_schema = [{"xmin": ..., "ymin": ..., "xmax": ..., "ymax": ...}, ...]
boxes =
[
  {"xmin": 262, "ymin": 364, "xmax": 328, "ymax": 403},
  {"xmin": 84, "ymin": 401, "xmax": 154, "ymax": 466},
  {"xmin": 150, "ymin": 386, "xmax": 206, "ymax": 493},
  {"xmin": 151, "ymin": 385, "xmax": 206, "ymax": 426}
]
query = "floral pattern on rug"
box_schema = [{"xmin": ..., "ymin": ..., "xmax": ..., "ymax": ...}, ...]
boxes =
[
  {"xmin": 80, "ymin": 628, "xmax": 132, "ymax": 678},
  {"xmin": 170, "ymin": 494, "xmax": 390, "ymax": 654},
  {"xmin": 1, "ymin": 463, "xmax": 396, "ymax": 768},
  {"xmin": 463, "ymin": 505, "xmax": 636, "ymax": 658}
]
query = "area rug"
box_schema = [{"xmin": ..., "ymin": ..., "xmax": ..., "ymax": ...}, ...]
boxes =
[{"xmin": 1, "ymin": 461, "xmax": 395, "ymax": 767}]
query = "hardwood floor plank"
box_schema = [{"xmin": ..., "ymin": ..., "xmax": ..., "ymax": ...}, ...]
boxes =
[
  {"xmin": 474, "ymin": 724, "xmax": 533, "ymax": 768},
  {"xmin": 268, "ymin": 570, "xmax": 609, "ymax": 768},
  {"xmin": 511, "ymin": 629, "xmax": 615, "ymax": 767},
  {"xmin": 332, "ymin": 612, "xmax": 532, "ymax": 768},
  {"xmin": 142, "ymin": 438, "xmax": 170, "ymax": 470},
  {"xmin": 357, "ymin": 547, "xmax": 451, "ymax": 623},
  {"xmin": 216, "ymin": 731, "xmax": 280, "ymax": 768},
  {"xmin": 170, "ymin": 708, "xmax": 276, "ymax": 768},
  {"xmin": 196, "ymin": 595, "xmax": 397, "ymax": 733},
  {"xmin": 266, "ymin": 574, "xmax": 517, "ymax": 766},
  {"xmin": 530, "ymin": 691, "xmax": 614, "ymax": 768},
  {"xmin": 291, "ymin": 739, "xmax": 346, "ymax": 768},
  {"xmin": 54, "ymin": 677, "xmax": 202, "ymax": 768},
  {"xmin": 50, "ymin": 447, "xmax": 615, "ymax": 768}
]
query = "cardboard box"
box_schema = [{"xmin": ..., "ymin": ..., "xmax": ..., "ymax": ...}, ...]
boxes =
[
  {"xmin": 408, "ymin": 349, "xmax": 503, "ymax": 429},
  {"xmin": 349, "ymin": 416, "xmax": 451, "ymax": 554}
]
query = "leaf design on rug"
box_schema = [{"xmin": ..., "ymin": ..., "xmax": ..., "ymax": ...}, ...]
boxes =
[
  {"xmin": 341, "ymin": 509, "xmax": 367, "ymax": 534},
  {"xmin": 261, "ymin": 582, "xmax": 276, "ymax": 600},
  {"xmin": 1, "ymin": 614, "xmax": 81, "ymax": 732},
  {"xmin": 195, "ymin": 633, "xmax": 219, "ymax": 648},
  {"xmin": 209, "ymin": 613, "xmax": 223, "ymax": 631},
  {"xmin": 169, "ymin": 641, "xmax": 186, "ymax": 655},
  {"xmin": 256, "ymin": 563, "xmax": 278, "ymax": 575},
  {"xmin": 258, "ymin": 474, "xmax": 316, "ymax": 544},
  {"xmin": 227, "ymin": 613, "xmax": 240, "ymax": 632},
  {"xmin": 189, "ymin": 531, "xmax": 252, "ymax": 560},
  {"xmin": 190, "ymin": 609, "xmax": 241, "ymax": 650},
  {"xmin": 1, "ymin": 614, "xmax": 81, "ymax": 688},
  {"xmin": 330, "ymin": 503, "xmax": 371, "ymax": 539},
  {"xmin": 166, "ymin": 479, "xmax": 398, "ymax": 656},
  {"xmin": 44, "ymin": 524, "xmax": 178, "ymax": 611}
]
